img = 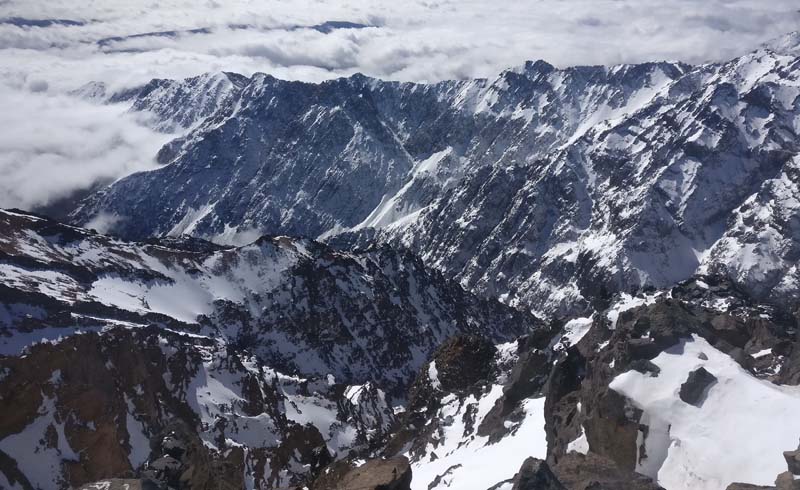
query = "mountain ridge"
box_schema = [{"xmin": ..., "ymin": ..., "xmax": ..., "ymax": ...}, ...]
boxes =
[{"xmin": 69, "ymin": 33, "xmax": 800, "ymax": 317}]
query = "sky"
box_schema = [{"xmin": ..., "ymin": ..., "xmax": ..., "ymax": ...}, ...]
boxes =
[{"xmin": 0, "ymin": 0, "xmax": 798, "ymax": 211}]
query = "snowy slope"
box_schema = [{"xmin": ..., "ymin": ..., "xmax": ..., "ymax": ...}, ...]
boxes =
[
  {"xmin": 0, "ymin": 208, "xmax": 537, "ymax": 392},
  {"xmin": 407, "ymin": 369, "xmax": 548, "ymax": 490},
  {"xmin": 610, "ymin": 334, "xmax": 800, "ymax": 489}
]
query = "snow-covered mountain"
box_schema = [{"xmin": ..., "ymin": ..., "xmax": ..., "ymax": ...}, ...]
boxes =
[
  {"xmin": 5, "ymin": 30, "xmax": 800, "ymax": 490},
  {"xmin": 0, "ymin": 208, "xmax": 536, "ymax": 394},
  {"xmin": 3, "ymin": 210, "xmax": 800, "ymax": 490},
  {"xmin": 70, "ymin": 32, "xmax": 800, "ymax": 318}
]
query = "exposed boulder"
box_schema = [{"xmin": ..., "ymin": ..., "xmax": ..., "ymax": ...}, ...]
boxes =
[
  {"xmin": 784, "ymin": 448, "xmax": 800, "ymax": 475},
  {"xmin": 479, "ymin": 331, "xmax": 558, "ymax": 440},
  {"xmin": 629, "ymin": 359, "xmax": 660, "ymax": 377},
  {"xmin": 552, "ymin": 452, "xmax": 663, "ymax": 490},
  {"xmin": 322, "ymin": 456, "xmax": 412, "ymax": 490},
  {"xmin": 428, "ymin": 335, "xmax": 497, "ymax": 393},
  {"xmin": 508, "ymin": 457, "xmax": 565, "ymax": 490},
  {"xmin": 775, "ymin": 471, "xmax": 800, "ymax": 490},
  {"xmin": 679, "ymin": 367, "xmax": 717, "ymax": 407}
]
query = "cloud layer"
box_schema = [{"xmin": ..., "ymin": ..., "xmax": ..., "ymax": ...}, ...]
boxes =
[
  {"xmin": 0, "ymin": 87, "xmax": 169, "ymax": 211},
  {"xmin": 3, "ymin": 0, "xmax": 799, "ymax": 90},
  {"xmin": 0, "ymin": 0, "xmax": 798, "ymax": 212}
]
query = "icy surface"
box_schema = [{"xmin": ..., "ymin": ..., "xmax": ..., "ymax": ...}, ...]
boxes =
[{"xmin": 610, "ymin": 335, "xmax": 800, "ymax": 490}]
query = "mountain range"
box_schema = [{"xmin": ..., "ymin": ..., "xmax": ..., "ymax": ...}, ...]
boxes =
[
  {"xmin": 70, "ymin": 31, "xmax": 800, "ymax": 318},
  {"xmin": 2, "ymin": 30, "xmax": 800, "ymax": 490}
]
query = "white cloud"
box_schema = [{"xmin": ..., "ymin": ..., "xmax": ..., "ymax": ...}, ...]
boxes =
[
  {"xmin": 0, "ymin": 0, "xmax": 798, "ymax": 211},
  {"xmin": 0, "ymin": 85, "xmax": 170, "ymax": 211},
  {"xmin": 2, "ymin": 0, "xmax": 799, "ymax": 89}
]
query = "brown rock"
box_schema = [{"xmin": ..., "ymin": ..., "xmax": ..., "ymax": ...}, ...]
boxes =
[
  {"xmin": 776, "ymin": 471, "xmax": 800, "ymax": 490},
  {"xmin": 509, "ymin": 457, "xmax": 565, "ymax": 490},
  {"xmin": 552, "ymin": 452, "xmax": 663, "ymax": 490},
  {"xmin": 335, "ymin": 457, "xmax": 412, "ymax": 490},
  {"xmin": 726, "ymin": 483, "xmax": 775, "ymax": 489},
  {"xmin": 430, "ymin": 335, "xmax": 497, "ymax": 393},
  {"xmin": 784, "ymin": 449, "xmax": 800, "ymax": 475}
]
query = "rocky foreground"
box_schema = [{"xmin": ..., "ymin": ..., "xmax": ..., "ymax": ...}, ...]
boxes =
[{"xmin": 2, "ymin": 209, "xmax": 800, "ymax": 489}]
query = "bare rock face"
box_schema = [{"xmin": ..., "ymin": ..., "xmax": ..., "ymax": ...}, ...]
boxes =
[
  {"xmin": 726, "ymin": 484, "xmax": 775, "ymax": 490},
  {"xmin": 544, "ymin": 288, "xmax": 800, "ymax": 487},
  {"xmin": 784, "ymin": 449, "xmax": 800, "ymax": 475},
  {"xmin": 426, "ymin": 335, "xmax": 498, "ymax": 393},
  {"xmin": 679, "ymin": 367, "xmax": 717, "ymax": 407},
  {"xmin": 552, "ymin": 453, "xmax": 663, "ymax": 490},
  {"xmin": 508, "ymin": 458, "xmax": 565, "ymax": 490},
  {"xmin": 317, "ymin": 457, "xmax": 412, "ymax": 490},
  {"xmin": 775, "ymin": 472, "xmax": 800, "ymax": 490}
]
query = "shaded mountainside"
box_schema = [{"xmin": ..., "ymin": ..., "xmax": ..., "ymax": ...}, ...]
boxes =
[{"xmin": 71, "ymin": 33, "xmax": 800, "ymax": 316}]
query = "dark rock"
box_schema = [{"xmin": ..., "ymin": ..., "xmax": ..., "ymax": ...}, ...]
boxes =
[
  {"xmin": 430, "ymin": 335, "xmax": 497, "ymax": 393},
  {"xmin": 552, "ymin": 452, "xmax": 663, "ymax": 490},
  {"xmin": 784, "ymin": 449, "xmax": 800, "ymax": 475},
  {"xmin": 504, "ymin": 349, "xmax": 552, "ymax": 403},
  {"xmin": 778, "ymin": 345, "xmax": 800, "ymax": 385},
  {"xmin": 726, "ymin": 483, "xmax": 775, "ymax": 490},
  {"xmin": 582, "ymin": 390, "xmax": 642, "ymax": 472},
  {"xmin": 629, "ymin": 359, "xmax": 661, "ymax": 376},
  {"xmin": 335, "ymin": 456, "xmax": 412, "ymax": 490},
  {"xmin": 509, "ymin": 457, "xmax": 565, "ymax": 490},
  {"xmin": 627, "ymin": 339, "xmax": 664, "ymax": 361},
  {"xmin": 679, "ymin": 367, "xmax": 717, "ymax": 407},
  {"xmin": 478, "ymin": 348, "xmax": 551, "ymax": 440},
  {"xmin": 427, "ymin": 464, "xmax": 462, "ymax": 490}
]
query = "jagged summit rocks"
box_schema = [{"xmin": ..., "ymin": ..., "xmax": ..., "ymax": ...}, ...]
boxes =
[{"xmin": 322, "ymin": 456, "xmax": 412, "ymax": 490}]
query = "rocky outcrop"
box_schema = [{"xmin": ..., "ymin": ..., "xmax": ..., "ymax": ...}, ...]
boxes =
[
  {"xmin": 508, "ymin": 458, "xmax": 565, "ymax": 490},
  {"xmin": 0, "ymin": 327, "xmax": 395, "ymax": 490},
  {"xmin": 552, "ymin": 453, "xmax": 662, "ymax": 490},
  {"xmin": 543, "ymin": 285, "xmax": 800, "ymax": 488},
  {"xmin": 313, "ymin": 457, "xmax": 412, "ymax": 490}
]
